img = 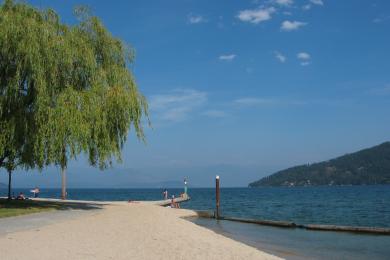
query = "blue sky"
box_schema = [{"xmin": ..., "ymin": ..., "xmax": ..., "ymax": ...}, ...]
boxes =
[{"xmin": 1, "ymin": 0, "xmax": 390, "ymax": 188}]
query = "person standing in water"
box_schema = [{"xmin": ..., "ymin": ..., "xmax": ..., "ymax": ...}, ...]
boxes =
[
  {"xmin": 163, "ymin": 189, "xmax": 168, "ymax": 200},
  {"xmin": 35, "ymin": 187, "xmax": 40, "ymax": 198},
  {"xmin": 31, "ymin": 187, "xmax": 40, "ymax": 198}
]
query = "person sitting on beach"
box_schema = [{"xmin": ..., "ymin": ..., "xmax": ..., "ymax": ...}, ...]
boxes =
[
  {"xmin": 16, "ymin": 192, "xmax": 26, "ymax": 200},
  {"xmin": 170, "ymin": 195, "xmax": 181, "ymax": 209},
  {"xmin": 171, "ymin": 195, "xmax": 176, "ymax": 208}
]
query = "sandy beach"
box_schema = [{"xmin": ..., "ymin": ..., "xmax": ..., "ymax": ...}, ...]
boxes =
[{"xmin": 0, "ymin": 202, "xmax": 281, "ymax": 260}]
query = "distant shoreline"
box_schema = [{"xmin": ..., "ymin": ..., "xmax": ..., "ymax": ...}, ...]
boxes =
[
  {"xmin": 249, "ymin": 183, "xmax": 390, "ymax": 187},
  {"xmin": 250, "ymin": 142, "xmax": 390, "ymax": 187},
  {"xmin": 2, "ymin": 184, "xmax": 390, "ymax": 190}
]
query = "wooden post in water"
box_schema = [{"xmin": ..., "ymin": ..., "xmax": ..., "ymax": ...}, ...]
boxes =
[{"xmin": 215, "ymin": 175, "xmax": 220, "ymax": 219}]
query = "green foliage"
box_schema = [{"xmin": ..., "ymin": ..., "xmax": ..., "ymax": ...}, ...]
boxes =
[
  {"xmin": 0, "ymin": 0, "xmax": 148, "ymax": 173},
  {"xmin": 0, "ymin": 199, "xmax": 64, "ymax": 218},
  {"xmin": 249, "ymin": 142, "xmax": 390, "ymax": 187}
]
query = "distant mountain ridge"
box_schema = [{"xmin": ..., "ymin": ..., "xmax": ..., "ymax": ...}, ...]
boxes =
[
  {"xmin": 249, "ymin": 142, "xmax": 390, "ymax": 187},
  {"xmin": 0, "ymin": 182, "xmax": 6, "ymax": 189}
]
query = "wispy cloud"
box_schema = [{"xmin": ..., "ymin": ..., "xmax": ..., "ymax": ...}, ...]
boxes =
[
  {"xmin": 274, "ymin": 0, "xmax": 294, "ymax": 6},
  {"xmin": 202, "ymin": 110, "xmax": 228, "ymax": 118},
  {"xmin": 246, "ymin": 67, "xmax": 255, "ymax": 74},
  {"xmin": 303, "ymin": 0, "xmax": 323, "ymax": 10},
  {"xmin": 219, "ymin": 54, "xmax": 236, "ymax": 61},
  {"xmin": 297, "ymin": 52, "xmax": 311, "ymax": 66},
  {"xmin": 370, "ymin": 84, "xmax": 390, "ymax": 95},
  {"xmin": 274, "ymin": 51, "xmax": 287, "ymax": 63},
  {"xmin": 234, "ymin": 97, "xmax": 306, "ymax": 107},
  {"xmin": 310, "ymin": 0, "xmax": 324, "ymax": 6},
  {"xmin": 235, "ymin": 98, "xmax": 278, "ymax": 106},
  {"xmin": 188, "ymin": 14, "xmax": 206, "ymax": 24},
  {"xmin": 300, "ymin": 62, "xmax": 311, "ymax": 66},
  {"xmin": 150, "ymin": 89, "xmax": 207, "ymax": 122},
  {"xmin": 373, "ymin": 15, "xmax": 390, "ymax": 23},
  {"xmin": 281, "ymin": 20, "xmax": 307, "ymax": 31},
  {"xmin": 297, "ymin": 52, "xmax": 311, "ymax": 60},
  {"xmin": 217, "ymin": 15, "xmax": 225, "ymax": 29},
  {"xmin": 237, "ymin": 7, "xmax": 276, "ymax": 24}
]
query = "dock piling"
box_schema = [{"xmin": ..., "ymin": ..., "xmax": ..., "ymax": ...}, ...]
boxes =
[{"xmin": 215, "ymin": 175, "xmax": 220, "ymax": 219}]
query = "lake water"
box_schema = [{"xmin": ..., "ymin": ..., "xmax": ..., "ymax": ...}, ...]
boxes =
[{"xmin": 2, "ymin": 186, "xmax": 390, "ymax": 259}]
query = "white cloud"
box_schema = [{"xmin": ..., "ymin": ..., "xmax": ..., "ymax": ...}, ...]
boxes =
[
  {"xmin": 150, "ymin": 89, "xmax": 207, "ymax": 122},
  {"xmin": 246, "ymin": 67, "xmax": 254, "ymax": 74},
  {"xmin": 297, "ymin": 52, "xmax": 311, "ymax": 60},
  {"xmin": 310, "ymin": 0, "xmax": 324, "ymax": 6},
  {"xmin": 373, "ymin": 15, "xmax": 390, "ymax": 23},
  {"xmin": 219, "ymin": 54, "xmax": 236, "ymax": 61},
  {"xmin": 217, "ymin": 15, "xmax": 225, "ymax": 29},
  {"xmin": 234, "ymin": 97, "xmax": 306, "ymax": 107},
  {"xmin": 202, "ymin": 110, "xmax": 228, "ymax": 118},
  {"xmin": 235, "ymin": 98, "xmax": 277, "ymax": 106},
  {"xmin": 303, "ymin": 0, "xmax": 323, "ymax": 10},
  {"xmin": 370, "ymin": 84, "xmax": 390, "ymax": 95},
  {"xmin": 275, "ymin": 51, "xmax": 287, "ymax": 63},
  {"xmin": 274, "ymin": 0, "xmax": 294, "ymax": 6},
  {"xmin": 188, "ymin": 14, "xmax": 206, "ymax": 24},
  {"xmin": 237, "ymin": 7, "xmax": 276, "ymax": 24},
  {"xmin": 281, "ymin": 20, "xmax": 307, "ymax": 31},
  {"xmin": 297, "ymin": 52, "xmax": 311, "ymax": 66}
]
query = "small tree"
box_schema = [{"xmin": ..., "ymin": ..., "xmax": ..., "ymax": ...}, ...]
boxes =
[{"xmin": 0, "ymin": 1, "xmax": 148, "ymax": 199}]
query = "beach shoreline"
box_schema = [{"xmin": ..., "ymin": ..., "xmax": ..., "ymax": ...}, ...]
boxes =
[{"xmin": 0, "ymin": 200, "xmax": 281, "ymax": 260}]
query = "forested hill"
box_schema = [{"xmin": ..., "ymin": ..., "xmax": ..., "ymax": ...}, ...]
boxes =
[{"xmin": 249, "ymin": 142, "xmax": 390, "ymax": 187}]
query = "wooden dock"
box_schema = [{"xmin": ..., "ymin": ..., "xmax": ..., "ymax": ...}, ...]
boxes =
[
  {"xmin": 221, "ymin": 217, "xmax": 390, "ymax": 235},
  {"xmin": 193, "ymin": 210, "xmax": 390, "ymax": 235},
  {"xmin": 220, "ymin": 216, "xmax": 296, "ymax": 228},
  {"xmin": 304, "ymin": 224, "xmax": 390, "ymax": 235},
  {"xmin": 0, "ymin": 196, "xmax": 190, "ymax": 207},
  {"xmin": 153, "ymin": 194, "xmax": 191, "ymax": 206}
]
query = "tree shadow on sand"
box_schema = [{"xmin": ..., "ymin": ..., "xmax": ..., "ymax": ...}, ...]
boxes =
[{"xmin": 0, "ymin": 198, "xmax": 106, "ymax": 213}]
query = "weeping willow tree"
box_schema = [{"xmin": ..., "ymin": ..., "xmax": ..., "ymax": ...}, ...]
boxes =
[
  {"xmin": 0, "ymin": 119, "xmax": 33, "ymax": 199},
  {"xmin": 0, "ymin": 0, "xmax": 148, "ymax": 199}
]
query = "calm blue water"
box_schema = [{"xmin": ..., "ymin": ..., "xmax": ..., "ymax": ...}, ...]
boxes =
[
  {"xmin": 2, "ymin": 186, "xmax": 390, "ymax": 259},
  {"xmin": 191, "ymin": 218, "xmax": 390, "ymax": 260},
  {"xmin": 186, "ymin": 186, "xmax": 390, "ymax": 228},
  {"xmin": 3, "ymin": 185, "xmax": 390, "ymax": 227}
]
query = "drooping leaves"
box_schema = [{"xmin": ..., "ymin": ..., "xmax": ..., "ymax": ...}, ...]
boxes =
[{"xmin": 0, "ymin": 0, "xmax": 148, "ymax": 171}]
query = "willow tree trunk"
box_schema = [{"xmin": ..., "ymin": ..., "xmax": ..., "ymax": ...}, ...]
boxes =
[
  {"xmin": 61, "ymin": 166, "xmax": 66, "ymax": 200},
  {"xmin": 7, "ymin": 169, "xmax": 12, "ymax": 200}
]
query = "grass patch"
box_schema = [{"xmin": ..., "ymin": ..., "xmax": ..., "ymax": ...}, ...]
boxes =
[
  {"xmin": 0, "ymin": 199, "xmax": 103, "ymax": 218},
  {"xmin": 0, "ymin": 199, "xmax": 62, "ymax": 218}
]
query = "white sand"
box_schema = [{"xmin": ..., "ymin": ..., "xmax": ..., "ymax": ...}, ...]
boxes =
[{"xmin": 0, "ymin": 203, "xmax": 281, "ymax": 260}]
